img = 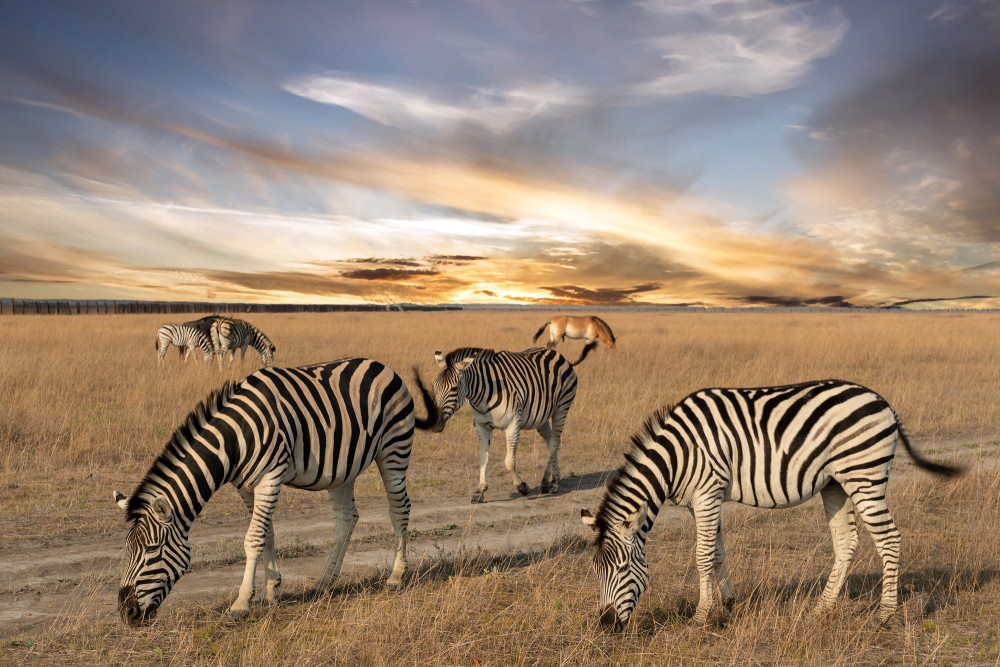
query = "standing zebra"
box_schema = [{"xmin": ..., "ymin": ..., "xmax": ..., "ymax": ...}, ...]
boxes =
[
  {"xmin": 155, "ymin": 324, "xmax": 215, "ymax": 365},
  {"xmin": 113, "ymin": 358, "xmax": 437, "ymax": 625},
  {"xmin": 581, "ymin": 379, "xmax": 962, "ymax": 630},
  {"xmin": 211, "ymin": 317, "xmax": 276, "ymax": 369},
  {"xmin": 430, "ymin": 347, "xmax": 578, "ymax": 503}
]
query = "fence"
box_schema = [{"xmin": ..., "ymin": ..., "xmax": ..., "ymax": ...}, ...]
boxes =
[{"xmin": 0, "ymin": 299, "xmax": 461, "ymax": 316}]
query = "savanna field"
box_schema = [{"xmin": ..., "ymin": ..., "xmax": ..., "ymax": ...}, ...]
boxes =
[{"xmin": 1, "ymin": 310, "xmax": 999, "ymax": 666}]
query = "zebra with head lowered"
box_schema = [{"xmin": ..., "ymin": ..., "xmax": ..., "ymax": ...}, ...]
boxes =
[
  {"xmin": 210, "ymin": 317, "xmax": 276, "ymax": 369},
  {"xmin": 430, "ymin": 347, "xmax": 578, "ymax": 503},
  {"xmin": 155, "ymin": 324, "xmax": 215, "ymax": 365},
  {"xmin": 113, "ymin": 358, "xmax": 437, "ymax": 625},
  {"xmin": 581, "ymin": 379, "xmax": 962, "ymax": 631}
]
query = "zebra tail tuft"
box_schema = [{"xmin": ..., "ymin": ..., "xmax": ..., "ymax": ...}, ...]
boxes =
[
  {"xmin": 411, "ymin": 368, "xmax": 439, "ymax": 431},
  {"xmin": 532, "ymin": 322, "xmax": 549, "ymax": 344},
  {"xmin": 896, "ymin": 418, "xmax": 965, "ymax": 478}
]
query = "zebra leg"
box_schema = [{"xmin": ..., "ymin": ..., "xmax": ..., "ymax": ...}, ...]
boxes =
[
  {"xmin": 812, "ymin": 481, "xmax": 859, "ymax": 617},
  {"xmin": 376, "ymin": 453, "xmax": 411, "ymax": 587},
  {"xmin": 714, "ymin": 524, "xmax": 735, "ymax": 604},
  {"xmin": 690, "ymin": 496, "xmax": 724, "ymax": 625},
  {"xmin": 688, "ymin": 506, "xmax": 735, "ymax": 606},
  {"xmin": 312, "ymin": 481, "xmax": 359, "ymax": 595},
  {"xmin": 472, "ymin": 422, "xmax": 492, "ymax": 503},
  {"xmin": 536, "ymin": 422, "xmax": 560, "ymax": 494},
  {"xmin": 503, "ymin": 421, "xmax": 529, "ymax": 496},
  {"xmin": 237, "ymin": 488, "xmax": 282, "ymax": 604},
  {"xmin": 240, "ymin": 343, "xmax": 248, "ymax": 366},
  {"xmin": 844, "ymin": 483, "xmax": 901, "ymax": 625},
  {"xmin": 231, "ymin": 478, "xmax": 283, "ymax": 617}
]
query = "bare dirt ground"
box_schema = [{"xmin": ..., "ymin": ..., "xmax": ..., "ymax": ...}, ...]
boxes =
[{"xmin": 2, "ymin": 437, "xmax": 988, "ymax": 641}]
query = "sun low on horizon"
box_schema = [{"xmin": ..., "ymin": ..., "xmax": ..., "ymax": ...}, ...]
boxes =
[{"xmin": 1, "ymin": 0, "xmax": 998, "ymax": 310}]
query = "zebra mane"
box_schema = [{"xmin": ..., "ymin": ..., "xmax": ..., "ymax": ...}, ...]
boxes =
[
  {"xmin": 593, "ymin": 405, "xmax": 674, "ymax": 540},
  {"xmin": 591, "ymin": 316, "xmax": 616, "ymax": 343},
  {"xmin": 445, "ymin": 347, "xmax": 493, "ymax": 365},
  {"xmin": 125, "ymin": 381, "xmax": 240, "ymax": 522}
]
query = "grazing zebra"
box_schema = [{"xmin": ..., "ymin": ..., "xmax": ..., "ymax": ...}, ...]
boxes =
[
  {"xmin": 155, "ymin": 324, "xmax": 214, "ymax": 365},
  {"xmin": 183, "ymin": 314, "xmax": 224, "ymax": 339},
  {"xmin": 211, "ymin": 317, "xmax": 276, "ymax": 369},
  {"xmin": 430, "ymin": 347, "xmax": 578, "ymax": 503},
  {"xmin": 113, "ymin": 358, "xmax": 437, "ymax": 625},
  {"xmin": 580, "ymin": 379, "xmax": 962, "ymax": 630},
  {"xmin": 532, "ymin": 315, "xmax": 616, "ymax": 365}
]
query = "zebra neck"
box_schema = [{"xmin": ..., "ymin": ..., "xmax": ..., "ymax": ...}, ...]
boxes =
[
  {"xmin": 133, "ymin": 429, "xmax": 233, "ymax": 530},
  {"xmin": 598, "ymin": 436, "xmax": 680, "ymax": 542}
]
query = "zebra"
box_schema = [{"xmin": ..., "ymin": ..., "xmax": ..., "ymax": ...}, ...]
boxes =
[
  {"xmin": 429, "ymin": 347, "xmax": 578, "ymax": 503},
  {"xmin": 155, "ymin": 324, "xmax": 215, "ymax": 365},
  {"xmin": 210, "ymin": 317, "xmax": 276, "ymax": 369},
  {"xmin": 183, "ymin": 314, "xmax": 224, "ymax": 339},
  {"xmin": 112, "ymin": 358, "xmax": 437, "ymax": 625},
  {"xmin": 580, "ymin": 379, "xmax": 962, "ymax": 631}
]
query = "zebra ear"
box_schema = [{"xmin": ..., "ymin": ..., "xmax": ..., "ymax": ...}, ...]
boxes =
[
  {"xmin": 621, "ymin": 502, "xmax": 648, "ymax": 539},
  {"xmin": 151, "ymin": 497, "xmax": 173, "ymax": 523},
  {"xmin": 581, "ymin": 509, "xmax": 598, "ymax": 531},
  {"xmin": 434, "ymin": 350, "xmax": 447, "ymax": 370},
  {"xmin": 113, "ymin": 490, "xmax": 129, "ymax": 511}
]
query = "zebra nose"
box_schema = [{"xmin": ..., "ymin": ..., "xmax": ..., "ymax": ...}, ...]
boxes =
[{"xmin": 599, "ymin": 604, "xmax": 623, "ymax": 632}]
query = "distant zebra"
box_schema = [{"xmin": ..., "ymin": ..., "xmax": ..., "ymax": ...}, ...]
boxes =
[
  {"xmin": 113, "ymin": 358, "xmax": 437, "ymax": 625},
  {"xmin": 211, "ymin": 317, "xmax": 275, "ymax": 369},
  {"xmin": 155, "ymin": 324, "xmax": 214, "ymax": 365},
  {"xmin": 183, "ymin": 314, "xmax": 224, "ymax": 339},
  {"xmin": 581, "ymin": 379, "xmax": 962, "ymax": 630},
  {"xmin": 430, "ymin": 347, "xmax": 578, "ymax": 503}
]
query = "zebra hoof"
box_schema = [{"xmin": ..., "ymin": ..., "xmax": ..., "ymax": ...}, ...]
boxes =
[
  {"xmin": 546, "ymin": 483, "xmax": 560, "ymax": 495},
  {"xmin": 471, "ymin": 492, "xmax": 486, "ymax": 504},
  {"xmin": 229, "ymin": 607, "xmax": 251, "ymax": 620},
  {"xmin": 516, "ymin": 482, "xmax": 528, "ymax": 496}
]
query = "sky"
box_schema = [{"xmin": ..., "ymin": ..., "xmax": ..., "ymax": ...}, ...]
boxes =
[{"xmin": 1, "ymin": 0, "xmax": 999, "ymax": 308}]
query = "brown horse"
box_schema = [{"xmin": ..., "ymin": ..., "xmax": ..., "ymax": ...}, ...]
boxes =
[{"xmin": 532, "ymin": 315, "xmax": 616, "ymax": 365}]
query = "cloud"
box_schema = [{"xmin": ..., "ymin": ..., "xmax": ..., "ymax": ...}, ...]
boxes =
[
  {"xmin": 339, "ymin": 267, "xmax": 440, "ymax": 281},
  {"xmin": 284, "ymin": 74, "xmax": 583, "ymax": 133},
  {"xmin": 738, "ymin": 294, "xmax": 854, "ymax": 308},
  {"xmin": 633, "ymin": 0, "xmax": 848, "ymax": 98}
]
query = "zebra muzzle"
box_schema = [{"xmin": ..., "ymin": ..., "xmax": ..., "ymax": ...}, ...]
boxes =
[
  {"xmin": 118, "ymin": 586, "xmax": 157, "ymax": 626},
  {"xmin": 598, "ymin": 604, "xmax": 624, "ymax": 632}
]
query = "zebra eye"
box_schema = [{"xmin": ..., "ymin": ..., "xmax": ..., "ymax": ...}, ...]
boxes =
[{"xmin": 145, "ymin": 544, "xmax": 160, "ymax": 554}]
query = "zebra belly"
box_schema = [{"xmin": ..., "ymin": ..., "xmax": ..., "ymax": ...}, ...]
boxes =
[{"xmin": 723, "ymin": 469, "xmax": 833, "ymax": 509}]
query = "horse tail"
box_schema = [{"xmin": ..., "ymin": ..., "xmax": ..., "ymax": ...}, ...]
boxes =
[
  {"xmin": 532, "ymin": 321, "xmax": 550, "ymax": 344},
  {"xmin": 592, "ymin": 316, "xmax": 616, "ymax": 344}
]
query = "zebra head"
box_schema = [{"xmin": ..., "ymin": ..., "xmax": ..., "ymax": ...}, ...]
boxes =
[
  {"xmin": 430, "ymin": 350, "xmax": 475, "ymax": 432},
  {"xmin": 260, "ymin": 342, "xmax": 276, "ymax": 367},
  {"xmin": 114, "ymin": 491, "xmax": 191, "ymax": 626},
  {"xmin": 581, "ymin": 502, "xmax": 650, "ymax": 631}
]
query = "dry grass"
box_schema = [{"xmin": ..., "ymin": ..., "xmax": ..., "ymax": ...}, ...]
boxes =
[{"xmin": 2, "ymin": 311, "xmax": 1000, "ymax": 665}]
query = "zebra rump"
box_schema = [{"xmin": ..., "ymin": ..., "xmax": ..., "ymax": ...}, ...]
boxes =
[{"xmin": 582, "ymin": 379, "xmax": 962, "ymax": 630}]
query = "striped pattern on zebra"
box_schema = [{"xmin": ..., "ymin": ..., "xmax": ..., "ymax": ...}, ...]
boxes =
[
  {"xmin": 210, "ymin": 317, "xmax": 276, "ymax": 369},
  {"xmin": 430, "ymin": 347, "xmax": 578, "ymax": 503},
  {"xmin": 155, "ymin": 324, "xmax": 214, "ymax": 365},
  {"xmin": 580, "ymin": 379, "xmax": 962, "ymax": 630},
  {"xmin": 113, "ymin": 358, "xmax": 437, "ymax": 625}
]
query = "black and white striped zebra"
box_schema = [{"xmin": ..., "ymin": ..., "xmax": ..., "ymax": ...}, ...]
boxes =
[
  {"xmin": 155, "ymin": 324, "xmax": 214, "ymax": 365},
  {"xmin": 430, "ymin": 347, "xmax": 578, "ymax": 503},
  {"xmin": 210, "ymin": 317, "xmax": 276, "ymax": 369},
  {"xmin": 112, "ymin": 358, "xmax": 437, "ymax": 625},
  {"xmin": 580, "ymin": 379, "xmax": 962, "ymax": 630}
]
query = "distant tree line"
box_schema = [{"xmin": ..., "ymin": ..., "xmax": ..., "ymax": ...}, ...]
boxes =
[{"xmin": 0, "ymin": 299, "xmax": 460, "ymax": 315}]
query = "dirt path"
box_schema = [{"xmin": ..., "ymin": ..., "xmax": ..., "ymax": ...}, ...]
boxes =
[
  {"xmin": 0, "ymin": 470, "xmax": 669, "ymax": 638},
  {"xmin": 2, "ymin": 436, "xmax": 991, "ymax": 639}
]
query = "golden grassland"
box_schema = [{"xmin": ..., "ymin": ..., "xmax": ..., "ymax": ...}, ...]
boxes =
[{"xmin": 2, "ymin": 310, "xmax": 1000, "ymax": 665}]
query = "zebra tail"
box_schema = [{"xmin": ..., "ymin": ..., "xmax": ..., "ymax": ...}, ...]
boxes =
[
  {"xmin": 572, "ymin": 340, "xmax": 598, "ymax": 366},
  {"xmin": 896, "ymin": 418, "xmax": 965, "ymax": 478},
  {"xmin": 532, "ymin": 322, "xmax": 549, "ymax": 344},
  {"xmin": 411, "ymin": 369, "xmax": 439, "ymax": 431}
]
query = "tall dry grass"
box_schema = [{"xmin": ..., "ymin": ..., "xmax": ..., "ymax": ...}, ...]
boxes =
[{"xmin": 2, "ymin": 311, "xmax": 1000, "ymax": 665}]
